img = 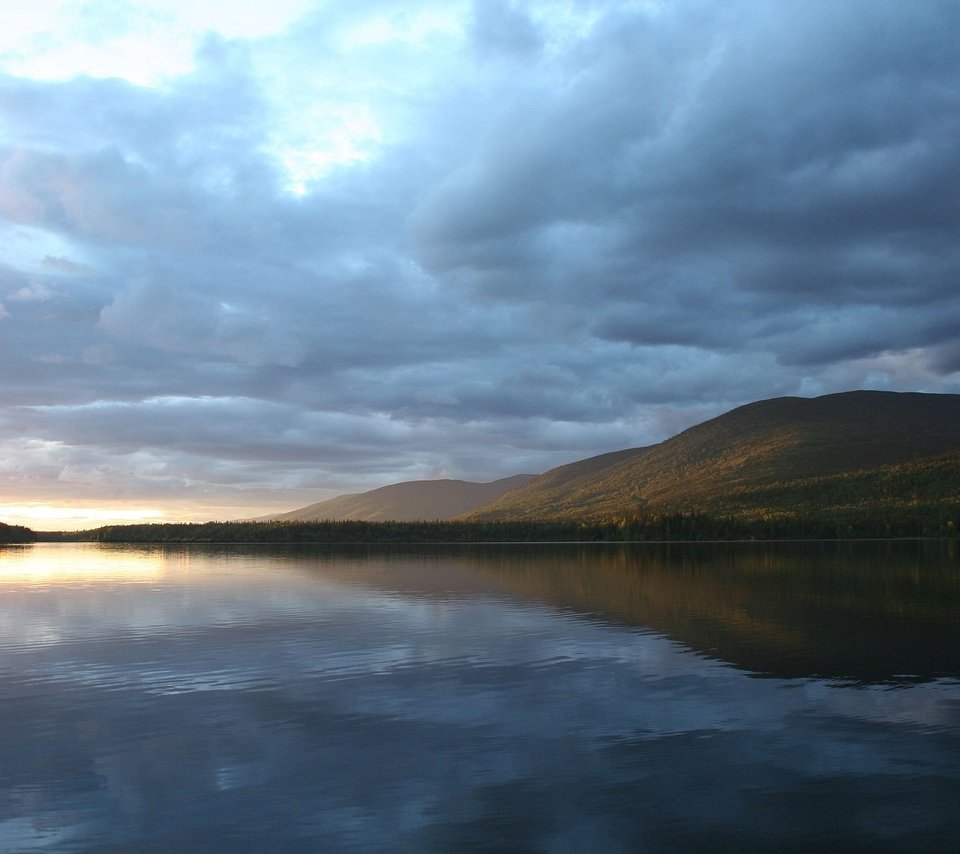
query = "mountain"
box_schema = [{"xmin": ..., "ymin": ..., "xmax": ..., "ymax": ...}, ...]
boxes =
[
  {"xmin": 261, "ymin": 475, "xmax": 537, "ymax": 523},
  {"xmin": 463, "ymin": 391, "xmax": 960, "ymax": 522}
]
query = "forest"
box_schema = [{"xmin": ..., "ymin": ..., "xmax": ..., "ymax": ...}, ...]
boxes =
[
  {"xmin": 26, "ymin": 502, "xmax": 958, "ymax": 544},
  {"xmin": 0, "ymin": 522, "xmax": 35, "ymax": 544}
]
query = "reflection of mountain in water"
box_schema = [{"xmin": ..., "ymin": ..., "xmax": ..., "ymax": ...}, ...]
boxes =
[
  {"xmin": 156, "ymin": 540, "xmax": 960, "ymax": 684},
  {"xmin": 463, "ymin": 541, "xmax": 960, "ymax": 684},
  {"xmin": 249, "ymin": 540, "xmax": 960, "ymax": 685}
]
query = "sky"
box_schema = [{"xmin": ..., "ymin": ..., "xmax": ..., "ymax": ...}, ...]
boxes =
[{"xmin": 0, "ymin": 0, "xmax": 958, "ymax": 529}]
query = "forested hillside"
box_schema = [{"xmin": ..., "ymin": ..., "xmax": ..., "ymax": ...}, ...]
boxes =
[
  {"xmin": 0, "ymin": 522, "xmax": 36, "ymax": 543},
  {"xmin": 464, "ymin": 391, "xmax": 960, "ymax": 522}
]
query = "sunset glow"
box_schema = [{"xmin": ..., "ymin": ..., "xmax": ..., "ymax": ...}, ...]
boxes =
[{"xmin": 0, "ymin": 504, "xmax": 166, "ymax": 531}]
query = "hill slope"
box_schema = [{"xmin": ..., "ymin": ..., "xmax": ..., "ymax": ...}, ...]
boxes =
[
  {"xmin": 0, "ymin": 522, "xmax": 36, "ymax": 543},
  {"xmin": 463, "ymin": 391, "xmax": 960, "ymax": 522},
  {"xmin": 263, "ymin": 475, "xmax": 537, "ymax": 523}
]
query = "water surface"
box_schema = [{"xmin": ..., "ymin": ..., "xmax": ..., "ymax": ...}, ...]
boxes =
[{"xmin": 1, "ymin": 541, "xmax": 959, "ymax": 851}]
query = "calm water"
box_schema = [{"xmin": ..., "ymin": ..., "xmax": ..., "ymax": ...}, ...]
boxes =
[{"xmin": 1, "ymin": 541, "xmax": 959, "ymax": 852}]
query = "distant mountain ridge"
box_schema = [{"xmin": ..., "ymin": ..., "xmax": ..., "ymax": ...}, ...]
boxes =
[
  {"xmin": 260, "ymin": 474, "xmax": 537, "ymax": 523},
  {"xmin": 260, "ymin": 391, "xmax": 959, "ymax": 527},
  {"xmin": 462, "ymin": 391, "xmax": 960, "ymax": 522}
]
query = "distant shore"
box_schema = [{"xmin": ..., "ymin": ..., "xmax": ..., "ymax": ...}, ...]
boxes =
[{"xmin": 6, "ymin": 509, "xmax": 956, "ymax": 545}]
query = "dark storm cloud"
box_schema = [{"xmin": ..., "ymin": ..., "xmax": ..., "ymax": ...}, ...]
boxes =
[
  {"xmin": 414, "ymin": 0, "xmax": 960, "ymax": 366},
  {"xmin": 1, "ymin": 0, "xmax": 959, "ymax": 517}
]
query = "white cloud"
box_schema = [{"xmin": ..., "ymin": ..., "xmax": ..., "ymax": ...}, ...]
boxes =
[{"xmin": 0, "ymin": 0, "xmax": 315, "ymax": 86}]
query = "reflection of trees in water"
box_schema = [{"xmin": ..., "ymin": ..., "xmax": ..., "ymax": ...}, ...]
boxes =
[
  {"xmin": 457, "ymin": 541, "xmax": 960, "ymax": 684},
  {"xmin": 111, "ymin": 541, "xmax": 960, "ymax": 684}
]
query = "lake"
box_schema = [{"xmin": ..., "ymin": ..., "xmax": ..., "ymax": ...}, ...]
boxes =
[{"xmin": 1, "ymin": 541, "xmax": 959, "ymax": 852}]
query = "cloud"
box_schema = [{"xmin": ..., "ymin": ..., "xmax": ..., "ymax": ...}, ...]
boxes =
[
  {"xmin": 469, "ymin": 0, "xmax": 543, "ymax": 60},
  {"xmin": 7, "ymin": 279, "xmax": 56, "ymax": 302},
  {"xmin": 41, "ymin": 254, "xmax": 92, "ymax": 273},
  {"xmin": 0, "ymin": 0, "xmax": 959, "ymax": 519}
]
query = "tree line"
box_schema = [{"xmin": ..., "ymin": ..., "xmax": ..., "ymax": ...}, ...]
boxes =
[
  {"xmin": 26, "ymin": 504, "xmax": 958, "ymax": 544},
  {"xmin": 0, "ymin": 522, "xmax": 35, "ymax": 544}
]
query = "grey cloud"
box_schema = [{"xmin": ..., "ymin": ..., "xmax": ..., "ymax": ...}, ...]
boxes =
[
  {"xmin": 929, "ymin": 342, "xmax": 960, "ymax": 374},
  {"xmin": 41, "ymin": 254, "xmax": 93, "ymax": 273},
  {"xmin": 772, "ymin": 303, "xmax": 960, "ymax": 368},
  {"xmin": 98, "ymin": 272, "xmax": 309, "ymax": 368},
  {"xmin": 1, "ymin": 0, "xmax": 959, "ymax": 517},
  {"xmin": 469, "ymin": 0, "xmax": 542, "ymax": 60},
  {"xmin": 415, "ymin": 1, "xmax": 960, "ymax": 299},
  {"xmin": 0, "ymin": 41, "xmax": 279, "ymax": 250}
]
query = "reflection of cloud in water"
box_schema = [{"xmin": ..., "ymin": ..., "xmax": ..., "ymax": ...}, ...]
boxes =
[{"xmin": 0, "ymin": 543, "xmax": 958, "ymax": 850}]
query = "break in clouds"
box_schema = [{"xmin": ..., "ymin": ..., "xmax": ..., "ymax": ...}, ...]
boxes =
[{"xmin": 1, "ymin": 0, "xmax": 959, "ymax": 520}]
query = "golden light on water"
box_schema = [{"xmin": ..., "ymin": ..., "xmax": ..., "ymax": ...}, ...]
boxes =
[{"xmin": 0, "ymin": 543, "xmax": 164, "ymax": 585}]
